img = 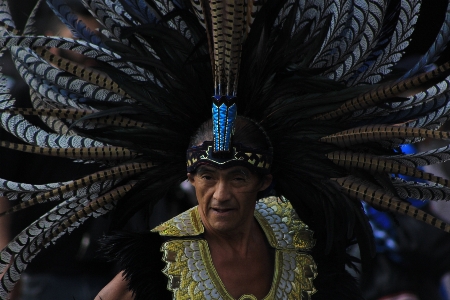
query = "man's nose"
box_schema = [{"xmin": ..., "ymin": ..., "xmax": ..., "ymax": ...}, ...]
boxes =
[{"xmin": 213, "ymin": 180, "xmax": 231, "ymax": 202}]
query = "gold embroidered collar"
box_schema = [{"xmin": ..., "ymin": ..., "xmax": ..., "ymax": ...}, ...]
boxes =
[{"xmin": 152, "ymin": 196, "xmax": 317, "ymax": 299}]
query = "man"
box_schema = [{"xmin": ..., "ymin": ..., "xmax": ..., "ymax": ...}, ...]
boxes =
[{"xmin": 96, "ymin": 118, "xmax": 319, "ymax": 299}]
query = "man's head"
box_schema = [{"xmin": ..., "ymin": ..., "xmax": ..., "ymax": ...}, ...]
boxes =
[
  {"xmin": 188, "ymin": 165, "xmax": 272, "ymax": 235},
  {"xmin": 187, "ymin": 117, "xmax": 273, "ymax": 235}
]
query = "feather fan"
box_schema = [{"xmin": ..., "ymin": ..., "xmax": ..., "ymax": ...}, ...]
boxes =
[{"xmin": 0, "ymin": 0, "xmax": 450, "ymax": 298}]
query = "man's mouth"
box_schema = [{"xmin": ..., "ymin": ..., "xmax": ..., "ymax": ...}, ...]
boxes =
[{"xmin": 211, "ymin": 208, "xmax": 234, "ymax": 213}]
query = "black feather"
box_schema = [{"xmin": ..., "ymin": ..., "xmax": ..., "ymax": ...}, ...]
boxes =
[{"xmin": 99, "ymin": 231, "xmax": 172, "ymax": 300}]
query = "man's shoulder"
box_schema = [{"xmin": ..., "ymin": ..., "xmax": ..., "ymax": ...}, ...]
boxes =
[
  {"xmin": 151, "ymin": 206, "xmax": 204, "ymax": 237},
  {"xmin": 255, "ymin": 196, "xmax": 316, "ymax": 251}
]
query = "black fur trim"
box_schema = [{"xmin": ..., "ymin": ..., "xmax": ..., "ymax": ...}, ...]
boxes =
[
  {"xmin": 312, "ymin": 257, "xmax": 364, "ymax": 300},
  {"xmin": 99, "ymin": 231, "xmax": 172, "ymax": 300}
]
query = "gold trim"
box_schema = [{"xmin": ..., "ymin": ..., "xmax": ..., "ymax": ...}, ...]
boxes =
[
  {"xmin": 268, "ymin": 250, "xmax": 283, "ymax": 299},
  {"xmin": 254, "ymin": 210, "xmax": 278, "ymax": 248},
  {"xmin": 198, "ymin": 241, "xmax": 234, "ymax": 300}
]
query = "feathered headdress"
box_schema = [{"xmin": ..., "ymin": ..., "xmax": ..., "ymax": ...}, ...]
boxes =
[{"xmin": 0, "ymin": 0, "xmax": 450, "ymax": 297}]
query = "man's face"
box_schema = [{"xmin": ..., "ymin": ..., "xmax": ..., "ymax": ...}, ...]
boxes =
[{"xmin": 187, "ymin": 165, "xmax": 272, "ymax": 235}]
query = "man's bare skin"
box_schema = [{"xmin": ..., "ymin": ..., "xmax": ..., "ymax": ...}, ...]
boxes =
[
  {"xmin": 95, "ymin": 271, "xmax": 134, "ymax": 300},
  {"xmin": 206, "ymin": 218, "xmax": 274, "ymax": 299}
]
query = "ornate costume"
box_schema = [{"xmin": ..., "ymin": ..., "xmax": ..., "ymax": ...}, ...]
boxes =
[
  {"xmin": 0, "ymin": 0, "xmax": 450, "ymax": 299},
  {"xmin": 152, "ymin": 197, "xmax": 316, "ymax": 300}
]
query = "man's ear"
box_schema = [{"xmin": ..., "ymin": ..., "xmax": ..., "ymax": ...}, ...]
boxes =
[
  {"xmin": 187, "ymin": 173, "xmax": 195, "ymax": 185},
  {"xmin": 259, "ymin": 174, "xmax": 273, "ymax": 191}
]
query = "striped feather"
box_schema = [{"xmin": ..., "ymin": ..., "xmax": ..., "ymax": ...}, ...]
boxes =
[
  {"xmin": 23, "ymin": 0, "xmax": 45, "ymax": 35},
  {"xmin": 209, "ymin": 0, "xmax": 248, "ymax": 96},
  {"xmin": 0, "ymin": 111, "xmax": 104, "ymax": 148},
  {"xmin": 310, "ymin": 0, "xmax": 351, "ymax": 69},
  {"xmin": 0, "ymin": 162, "xmax": 151, "ymax": 215},
  {"xmin": 0, "ymin": 141, "xmax": 136, "ymax": 160},
  {"xmin": 400, "ymin": 1, "xmax": 450, "ymax": 80},
  {"xmin": 392, "ymin": 177, "xmax": 450, "ymax": 202},
  {"xmin": 0, "ymin": 179, "xmax": 117, "ymax": 203},
  {"xmin": 152, "ymin": 0, "xmax": 189, "ymax": 35},
  {"xmin": 353, "ymin": 93, "xmax": 450, "ymax": 126},
  {"xmin": 12, "ymin": 46, "xmax": 133, "ymax": 104},
  {"xmin": 348, "ymin": 72, "xmax": 450, "ymax": 122},
  {"xmin": 83, "ymin": 0, "xmax": 133, "ymax": 45},
  {"xmin": 0, "ymin": 36, "xmax": 120, "ymax": 61},
  {"xmin": 0, "ymin": 80, "xmax": 103, "ymax": 146},
  {"xmin": 320, "ymin": 125, "xmax": 450, "ymax": 148},
  {"xmin": 243, "ymin": 0, "xmax": 265, "ymax": 33},
  {"xmin": 108, "ymin": 0, "xmax": 154, "ymax": 26},
  {"xmin": 1, "ymin": 107, "xmax": 145, "ymax": 136},
  {"xmin": 29, "ymin": 89, "xmax": 76, "ymax": 135},
  {"xmin": 0, "ymin": 183, "xmax": 134, "ymax": 297},
  {"xmin": 403, "ymin": 105, "xmax": 450, "ymax": 130},
  {"xmin": 16, "ymin": 62, "xmax": 94, "ymax": 110},
  {"xmin": 190, "ymin": 0, "xmax": 206, "ymax": 28},
  {"xmin": 0, "ymin": 36, "xmax": 153, "ymax": 82},
  {"xmin": 316, "ymin": 60, "xmax": 450, "ymax": 121},
  {"xmin": 45, "ymin": 0, "xmax": 105, "ymax": 46},
  {"xmin": 0, "ymin": 179, "xmax": 66, "ymax": 193},
  {"xmin": 0, "ymin": 0, "xmax": 15, "ymax": 30},
  {"xmin": 333, "ymin": 176, "xmax": 450, "ymax": 232},
  {"xmin": 299, "ymin": 1, "xmax": 329, "ymax": 41},
  {"xmin": 326, "ymin": 1, "xmax": 387, "ymax": 81},
  {"xmin": 0, "ymin": 105, "xmax": 148, "ymax": 129},
  {"xmin": 395, "ymin": 77, "xmax": 450, "ymax": 111},
  {"xmin": 348, "ymin": 0, "xmax": 420, "ymax": 85},
  {"xmin": 0, "ymin": 107, "xmax": 95, "ymax": 120},
  {"xmin": 327, "ymin": 151, "xmax": 450, "ymax": 187},
  {"xmin": 117, "ymin": 0, "xmax": 159, "ymax": 25},
  {"xmin": 34, "ymin": 46, "xmax": 129, "ymax": 97},
  {"xmin": 387, "ymin": 144, "xmax": 450, "ymax": 167},
  {"xmin": 0, "ymin": 74, "xmax": 13, "ymax": 105}
]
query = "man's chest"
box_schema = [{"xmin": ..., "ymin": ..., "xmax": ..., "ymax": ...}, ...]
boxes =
[
  {"xmin": 210, "ymin": 245, "xmax": 274, "ymax": 299},
  {"xmin": 162, "ymin": 238, "xmax": 317, "ymax": 300}
]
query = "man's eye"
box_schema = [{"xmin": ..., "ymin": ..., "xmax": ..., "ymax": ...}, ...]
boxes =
[
  {"xmin": 233, "ymin": 177, "xmax": 245, "ymax": 181},
  {"xmin": 201, "ymin": 175, "xmax": 213, "ymax": 180}
]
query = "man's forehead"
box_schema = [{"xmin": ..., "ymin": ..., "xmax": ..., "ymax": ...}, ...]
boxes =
[{"xmin": 196, "ymin": 165, "xmax": 251, "ymax": 174}]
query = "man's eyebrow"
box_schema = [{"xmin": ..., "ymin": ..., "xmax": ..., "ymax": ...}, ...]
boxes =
[
  {"xmin": 196, "ymin": 166, "xmax": 217, "ymax": 174},
  {"xmin": 228, "ymin": 168, "xmax": 249, "ymax": 176}
]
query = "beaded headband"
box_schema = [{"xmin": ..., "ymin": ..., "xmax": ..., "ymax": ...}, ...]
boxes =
[{"xmin": 186, "ymin": 141, "xmax": 272, "ymax": 174}]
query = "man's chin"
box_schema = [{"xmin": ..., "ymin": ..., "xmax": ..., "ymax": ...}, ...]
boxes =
[{"xmin": 208, "ymin": 220, "xmax": 238, "ymax": 234}]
